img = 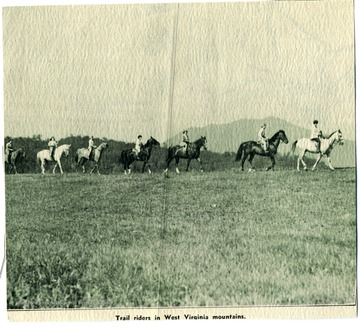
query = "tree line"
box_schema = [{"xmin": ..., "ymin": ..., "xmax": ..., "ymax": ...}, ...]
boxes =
[{"xmin": 4, "ymin": 135, "xmax": 319, "ymax": 174}]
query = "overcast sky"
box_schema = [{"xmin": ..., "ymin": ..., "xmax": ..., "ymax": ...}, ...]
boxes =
[{"xmin": 3, "ymin": 0, "xmax": 355, "ymax": 143}]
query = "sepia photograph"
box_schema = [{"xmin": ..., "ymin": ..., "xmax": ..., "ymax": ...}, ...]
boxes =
[{"xmin": 1, "ymin": 0, "xmax": 357, "ymax": 322}]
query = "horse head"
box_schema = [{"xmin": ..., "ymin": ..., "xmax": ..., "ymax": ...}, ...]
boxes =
[
  {"xmin": 278, "ymin": 130, "xmax": 289, "ymax": 144},
  {"xmin": 269, "ymin": 130, "xmax": 288, "ymax": 146},
  {"xmin": 150, "ymin": 136, "xmax": 160, "ymax": 147},
  {"xmin": 19, "ymin": 147, "xmax": 26, "ymax": 158},
  {"xmin": 327, "ymin": 130, "xmax": 343, "ymax": 146},
  {"xmin": 63, "ymin": 144, "xmax": 71, "ymax": 157},
  {"xmin": 200, "ymin": 136, "xmax": 207, "ymax": 150},
  {"xmin": 145, "ymin": 137, "xmax": 160, "ymax": 148},
  {"xmin": 337, "ymin": 130, "xmax": 344, "ymax": 145},
  {"xmin": 98, "ymin": 143, "xmax": 109, "ymax": 151}
]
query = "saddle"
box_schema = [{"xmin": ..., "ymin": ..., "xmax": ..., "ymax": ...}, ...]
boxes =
[
  {"xmin": 176, "ymin": 143, "xmax": 189, "ymax": 155},
  {"xmin": 133, "ymin": 148, "xmax": 146, "ymax": 160}
]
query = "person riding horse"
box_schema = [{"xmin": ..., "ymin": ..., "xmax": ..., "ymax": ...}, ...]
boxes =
[
  {"xmin": 5, "ymin": 139, "xmax": 13, "ymax": 164},
  {"xmin": 133, "ymin": 135, "xmax": 143, "ymax": 160},
  {"xmin": 310, "ymin": 120, "xmax": 323, "ymax": 154},
  {"xmin": 258, "ymin": 123, "xmax": 269, "ymax": 152},
  {"xmin": 236, "ymin": 130, "xmax": 288, "ymax": 171},
  {"xmin": 48, "ymin": 137, "xmax": 58, "ymax": 160},
  {"xmin": 120, "ymin": 136, "xmax": 160, "ymax": 174},
  {"xmin": 180, "ymin": 130, "xmax": 190, "ymax": 156},
  {"xmin": 88, "ymin": 136, "xmax": 96, "ymax": 160}
]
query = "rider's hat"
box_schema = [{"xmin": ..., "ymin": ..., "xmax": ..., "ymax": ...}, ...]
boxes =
[
  {"xmin": 313, "ymin": 120, "xmax": 319, "ymax": 124},
  {"xmin": 138, "ymin": 135, "xmax": 142, "ymax": 138}
]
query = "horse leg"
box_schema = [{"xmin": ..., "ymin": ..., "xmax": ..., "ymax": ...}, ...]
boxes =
[
  {"xmin": 164, "ymin": 157, "xmax": 173, "ymax": 174},
  {"xmin": 90, "ymin": 164, "xmax": 97, "ymax": 174},
  {"xmin": 248, "ymin": 153, "xmax": 256, "ymax": 171},
  {"xmin": 142, "ymin": 161, "xmax": 146, "ymax": 173},
  {"xmin": 297, "ymin": 150, "xmax": 307, "ymax": 171},
  {"xmin": 311, "ymin": 154, "xmax": 322, "ymax": 171},
  {"xmin": 327, "ymin": 156, "xmax": 335, "ymax": 171},
  {"xmin": 266, "ymin": 155, "xmax": 275, "ymax": 171},
  {"xmin": 197, "ymin": 157, "xmax": 204, "ymax": 172},
  {"xmin": 175, "ymin": 157, "xmax": 181, "ymax": 174},
  {"xmin": 53, "ymin": 163, "xmax": 58, "ymax": 174},
  {"xmin": 58, "ymin": 160, "xmax": 64, "ymax": 174},
  {"xmin": 241, "ymin": 153, "xmax": 248, "ymax": 171},
  {"xmin": 185, "ymin": 158, "xmax": 191, "ymax": 172},
  {"xmin": 147, "ymin": 163, "xmax": 152, "ymax": 174},
  {"xmin": 41, "ymin": 160, "xmax": 46, "ymax": 174}
]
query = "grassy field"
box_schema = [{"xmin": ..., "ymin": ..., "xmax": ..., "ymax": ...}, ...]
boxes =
[{"xmin": 6, "ymin": 167, "xmax": 356, "ymax": 309}]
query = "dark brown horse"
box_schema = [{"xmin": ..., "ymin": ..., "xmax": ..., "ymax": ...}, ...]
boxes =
[
  {"xmin": 5, "ymin": 147, "xmax": 26, "ymax": 174},
  {"xmin": 119, "ymin": 137, "xmax": 160, "ymax": 174},
  {"xmin": 235, "ymin": 130, "xmax": 288, "ymax": 171},
  {"xmin": 164, "ymin": 136, "xmax": 207, "ymax": 174}
]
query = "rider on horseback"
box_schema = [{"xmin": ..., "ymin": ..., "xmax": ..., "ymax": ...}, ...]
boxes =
[
  {"xmin": 258, "ymin": 123, "xmax": 269, "ymax": 153},
  {"xmin": 48, "ymin": 137, "xmax": 57, "ymax": 160},
  {"xmin": 88, "ymin": 136, "xmax": 96, "ymax": 160},
  {"xmin": 181, "ymin": 130, "xmax": 190, "ymax": 155},
  {"xmin": 133, "ymin": 135, "xmax": 143, "ymax": 160},
  {"xmin": 5, "ymin": 138, "xmax": 13, "ymax": 164},
  {"xmin": 310, "ymin": 120, "xmax": 323, "ymax": 154}
]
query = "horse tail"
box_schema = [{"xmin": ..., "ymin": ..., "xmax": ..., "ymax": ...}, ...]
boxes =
[
  {"xmin": 119, "ymin": 150, "xmax": 126, "ymax": 164},
  {"xmin": 75, "ymin": 152, "xmax": 79, "ymax": 164},
  {"xmin": 291, "ymin": 140, "xmax": 298, "ymax": 154},
  {"xmin": 235, "ymin": 143, "xmax": 245, "ymax": 161},
  {"xmin": 166, "ymin": 146, "xmax": 174, "ymax": 162}
]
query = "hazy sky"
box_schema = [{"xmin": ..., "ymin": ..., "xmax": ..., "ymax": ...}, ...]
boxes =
[{"xmin": 3, "ymin": 0, "xmax": 355, "ymax": 143}]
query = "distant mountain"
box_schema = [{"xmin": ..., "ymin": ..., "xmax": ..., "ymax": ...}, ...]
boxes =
[{"xmin": 166, "ymin": 117, "xmax": 355, "ymax": 167}]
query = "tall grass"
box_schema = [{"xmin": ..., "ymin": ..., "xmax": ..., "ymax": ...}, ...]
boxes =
[{"xmin": 6, "ymin": 169, "xmax": 356, "ymax": 308}]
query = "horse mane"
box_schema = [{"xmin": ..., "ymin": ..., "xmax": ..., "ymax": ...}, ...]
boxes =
[
  {"xmin": 323, "ymin": 130, "xmax": 340, "ymax": 139},
  {"xmin": 98, "ymin": 142, "xmax": 108, "ymax": 148},
  {"xmin": 193, "ymin": 136, "xmax": 206, "ymax": 146},
  {"xmin": 143, "ymin": 139, "xmax": 151, "ymax": 148},
  {"xmin": 144, "ymin": 137, "xmax": 160, "ymax": 148},
  {"xmin": 269, "ymin": 130, "xmax": 285, "ymax": 143}
]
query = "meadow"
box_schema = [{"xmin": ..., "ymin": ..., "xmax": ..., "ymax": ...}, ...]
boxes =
[{"xmin": 6, "ymin": 166, "xmax": 356, "ymax": 309}]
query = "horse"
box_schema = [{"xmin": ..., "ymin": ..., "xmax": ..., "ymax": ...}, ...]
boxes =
[
  {"xmin": 36, "ymin": 144, "xmax": 71, "ymax": 174},
  {"xmin": 5, "ymin": 147, "xmax": 26, "ymax": 174},
  {"xmin": 235, "ymin": 130, "xmax": 288, "ymax": 171},
  {"xmin": 164, "ymin": 136, "xmax": 207, "ymax": 174},
  {"xmin": 75, "ymin": 142, "xmax": 109, "ymax": 174},
  {"xmin": 292, "ymin": 130, "xmax": 343, "ymax": 171},
  {"xmin": 119, "ymin": 137, "xmax": 160, "ymax": 174}
]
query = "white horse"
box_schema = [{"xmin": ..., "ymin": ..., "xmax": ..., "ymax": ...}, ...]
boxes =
[
  {"xmin": 36, "ymin": 144, "xmax": 71, "ymax": 174},
  {"xmin": 292, "ymin": 130, "xmax": 343, "ymax": 171},
  {"xmin": 75, "ymin": 142, "xmax": 109, "ymax": 174}
]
